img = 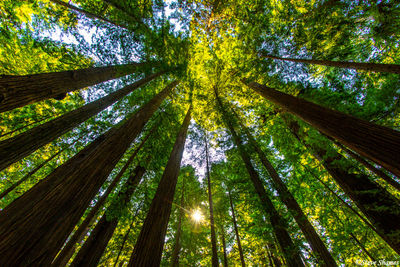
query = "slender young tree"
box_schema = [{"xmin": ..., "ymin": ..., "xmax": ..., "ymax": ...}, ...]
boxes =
[
  {"xmin": 205, "ymin": 132, "xmax": 219, "ymax": 267},
  {"xmin": 215, "ymin": 89, "xmax": 304, "ymax": 266},
  {"xmin": 228, "ymin": 191, "xmax": 246, "ymax": 267},
  {"xmin": 0, "ymin": 61, "xmax": 153, "ymax": 112},
  {"xmin": 0, "ymin": 81, "xmax": 178, "ymax": 266},
  {"xmin": 0, "ymin": 136, "xmax": 82, "ymax": 200},
  {"xmin": 70, "ymin": 164, "xmax": 147, "ymax": 266},
  {"xmin": 170, "ymin": 179, "xmax": 185, "ymax": 267},
  {"xmin": 261, "ymin": 54, "xmax": 400, "ymax": 74},
  {"xmin": 243, "ymin": 80, "xmax": 400, "ymax": 178},
  {"xmin": 128, "ymin": 106, "xmax": 191, "ymax": 267},
  {"xmin": 50, "ymin": 0, "xmax": 129, "ymax": 30},
  {"xmin": 220, "ymin": 226, "xmax": 229, "ymax": 267},
  {"xmin": 286, "ymin": 118, "xmax": 400, "ymax": 254},
  {"xmin": 349, "ymin": 233, "xmax": 377, "ymax": 261},
  {"xmin": 333, "ymin": 140, "xmax": 400, "ymax": 191},
  {"xmin": 0, "ymin": 71, "xmax": 165, "ymax": 171},
  {"xmin": 234, "ymin": 112, "xmax": 337, "ymax": 266},
  {"xmin": 0, "ymin": 114, "xmax": 55, "ymax": 138},
  {"xmin": 51, "ymin": 124, "xmax": 156, "ymax": 266}
]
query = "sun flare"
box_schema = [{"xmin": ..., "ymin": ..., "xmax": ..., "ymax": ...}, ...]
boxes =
[{"xmin": 191, "ymin": 209, "xmax": 204, "ymax": 223}]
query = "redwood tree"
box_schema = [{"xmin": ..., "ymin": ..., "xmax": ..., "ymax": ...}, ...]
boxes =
[
  {"xmin": 244, "ymin": 80, "xmax": 400, "ymax": 178},
  {"xmin": 128, "ymin": 106, "xmax": 191, "ymax": 266},
  {"xmin": 228, "ymin": 191, "xmax": 246, "ymax": 267},
  {"xmin": 0, "ymin": 71, "xmax": 165, "ymax": 171},
  {"xmin": 0, "ymin": 61, "xmax": 153, "ymax": 112},
  {"xmin": 0, "ymin": 81, "xmax": 178, "ymax": 266}
]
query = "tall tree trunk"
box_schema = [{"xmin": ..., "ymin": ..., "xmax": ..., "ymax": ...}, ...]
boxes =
[
  {"xmin": 261, "ymin": 54, "xmax": 400, "ymax": 74},
  {"xmin": 214, "ymin": 90, "xmax": 304, "ymax": 266},
  {"xmin": 333, "ymin": 140, "xmax": 400, "ymax": 191},
  {"xmin": 0, "ymin": 114, "xmax": 55, "ymax": 138},
  {"xmin": 349, "ymin": 233, "xmax": 377, "ymax": 261},
  {"xmin": 236, "ymin": 116, "xmax": 337, "ymax": 266},
  {"xmin": 0, "ymin": 71, "xmax": 165, "ymax": 171},
  {"xmin": 0, "ymin": 81, "xmax": 178, "ymax": 266},
  {"xmin": 0, "ymin": 136, "xmax": 81, "ymax": 200},
  {"xmin": 228, "ymin": 191, "xmax": 246, "ymax": 267},
  {"xmin": 49, "ymin": 0, "xmax": 129, "ymax": 29},
  {"xmin": 220, "ymin": 226, "xmax": 229, "ymax": 267},
  {"xmin": 286, "ymin": 118, "xmax": 400, "ymax": 254},
  {"xmin": 0, "ymin": 61, "xmax": 153, "ymax": 112},
  {"xmin": 70, "ymin": 165, "xmax": 146, "ymax": 267},
  {"xmin": 243, "ymin": 80, "xmax": 400, "ymax": 178},
  {"xmin": 205, "ymin": 132, "xmax": 219, "ymax": 267},
  {"xmin": 128, "ymin": 106, "xmax": 191, "ymax": 267},
  {"xmin": 170, "ymin": 180, "xmax": 185, "ymax": 267},
  {"xmin": 51, "ymin": 125, "xmax": 155, "ymax": 267},
  {"xmin": 113, "ymin": 203, "xmax": 142, "ymax": 267}
]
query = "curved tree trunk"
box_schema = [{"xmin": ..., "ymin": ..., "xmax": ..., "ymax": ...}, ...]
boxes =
[
  {"xmin": 285, "ymin": 118, "xmax": 400, "ymax": 254},
  {"xmin": 0, "ymin": 71, "xmax": 165, "ymax": 172},
  {"xmin": 261, "ymin": 54, "xmax": 400, "ymax": 74},
  {"xmin": 0, "ymin": 81, "xmax": 177, "ymax": 266},
  {"xmin": 70, "ymin": 165, "xmax": 146, "ymax": 267},
  {"xmin": 128, "ymin": 107, "xmax": 191, "ymax": 267},
  {"xmin": 236, "ymin": 116, "xmax": 337, "ymax": 266},
  {"xmin": 0, "ymin": 61, "xmax": 152, "ymax": 113},
  {"xmin": 205, "ymin": 133, "xmax": 219, "ymax": 267},
  {"xmin": 228, "ymin": 191, "xmax": 246, "ymax": 267},
  {"xmin": 51, "ymin": 124, "xmax": 155, "ymax": 266},
  {"xmin": 244, "ymin": 80, "xmax": 400, "ymax": 178},
  {"xmin": 49, "ymin": 0, "xmax": 129, "ymax": 29},
  {"xmin": 215, "ymin": 90, "xmax": 304, "ymax": 266}
]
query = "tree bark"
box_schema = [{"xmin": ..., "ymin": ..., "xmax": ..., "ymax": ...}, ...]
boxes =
[
  {"xmin": 286, "ymin": 118, "xmax": 400, "ymax": 254},
  {"xmin": 0, "ymin": 61, "xmax": 152, "ymax": 113},
  {"xmin": 205, "ymin": 132, "xmax": 219, "ymax": 267},
  {"xmin": 0, "ymin": 71, "xmax": 165, "ymax": 172},
  {"xmin": 70, "ymin": 165, "xmax": 146, "ymax": 267},
  {"xmin": 244, "ymin": 80, "xmax": 400, "ymax": 178},
  {"xmin": 128, "ymin": 106, "xmax": 191, "ymax": 267},
  {"xmin": 236, "ymin": 117, "xmax": 337, "ymax": 266},
  {"xmin": 220, "ymin": 226, "xmax": 229, "ymax": 267},
  {"xmin": 261, "ymin": 54, "xmax": 400, "ymax": 74},
  {"xmin": 333, "ymin": 140, "xmax": 400, "ymax": 191},
  {"xmin": 170, "ymin": 180, "xmax": 185, "ymax": 267},
  {"xmin": 51, "ymin": 125, "xmax": 155, "ymax": 266},
  {"xmin": 0, "ymin": 137, "xmax": 79, "ymax": 200},
  {"xmin": 49, "ymin": 0, "xmax": 129, "ymax": 29},
  {"xmin": 228, "ymin": 191, "xmax": 246, "ymax": 267},
  {"xmin": 0, "ymin": 81, "xmax": 178, "ymax": 266},
  {"xmin": 215, "ymin": 90, "xmax": 304, "ymax": 266}
]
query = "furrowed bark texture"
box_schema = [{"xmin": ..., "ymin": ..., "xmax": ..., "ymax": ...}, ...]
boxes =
[
  {"xmin": 170, "ymin": 182, "xmax": 185, "ymax": 267},
  {"xmin": 286, "ymin": 119, "xmax": 400, "ymax": 254},
  {"xmin": 71, "ymin": 165, "xmax": 146, "ymax": 267},
  {"xmin": 215, "ymin": 93, "xmax": 304, "ymax": 266},
  {"xmin": 245, "ymin": 81, "xmax": 400, "ymax": 178},
  {"xmin": 229, "ymin": 192, "xmax": 246, "ymax": 267},
  {"xmin": 0, "ymin": 61, "xmax": 149, "ymax": 112},
  {"xmin": 239, "ymin": 121, "xmax": 337, "ymax": 266},
  {"xmin": 128, "ymin": 107, "xmax": 191, "ymax": 267},
  {"xmin": 205, "ymin": 134, "xmax": 219, "ymax": 267},
  {"xmin": 0, "ymin": 81, "xmax": 177, "ymax": 266},
  {"xmin": 0, "ymin": 71, "xmax": 164, "ymax": 172},
  {"xmin": 51, "ymin": 125, "xmax": 154, "ymax": 267},
  {"xmin": 262, "ymin": 54, "xmax": 400, "ymax": 74}
]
